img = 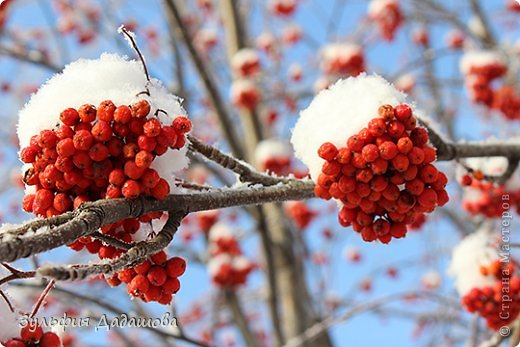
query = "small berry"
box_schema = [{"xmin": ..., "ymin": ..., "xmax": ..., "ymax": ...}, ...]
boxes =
[
  {"xmin": 78, "ymin": 104, "xmax": 97, "ymax": 123},
  {"xmin": 147, "ymin": 266, "xmax": 167, "ymax": 286},
  {"xmin": 60, "ymin": 108, "xmax": 80, "ymax": 126},
  {"xmin": 172, "ymin": 116, "xmax": 192, "ymax": 133},
  {"xmin": 318, "ymin": 142, "xmax": 338, "ymax": 161},
  {"xmin": 166, "ymin": 257, "xmax": 187, "ymax": 277},
  {"xmin": 122, "ymin": 180, "xmax": 141, "ymax": 199}
]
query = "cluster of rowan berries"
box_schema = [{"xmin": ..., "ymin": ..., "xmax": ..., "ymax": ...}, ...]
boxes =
[
  {"xmin": 231, "ymin": 79, "xmax": 261, "ymax": 110},
  {"xmin": 270, "ymin": 0, "xmax": 298, "ymax": 17},
  {"xmin": 55, "ymin": 0, "xmax": 99, "ymax": 45},
  {"xmin": 460, "ymin": 174, "xmax": 520, "ymax": 217},
  {"xmin": 368, "ymin": 0, "xmax": 403, "ymax": 41},
  {"xmin": 196, "ymin": 210, "xmax": 220, "ymax": 234},
  {"xmin": 19, "ymin": 98, "xmax": 192, "ymax": 301},
  {"xmin": 3, "ymin": 323, "xmax": 61, "ymax": 347},
  {"xmin": 314, "ymin": 103, "xmax": 448, "ymax": 243},
  {"xmin": 284, "ymin": 201, "xmax": 316, "ymax": 229},
  {"xmin": 108, "ymin": 251, "xmax": 187, "ymax": 305},
  {"xmin": 462, "ymin": 262, "xmax": 520, "ymax": 330},
  {"xmin": 462, "ymin": 57, "xmax": 520, "ymax": 119},
  {"xmin": 207, "ymin": 225, "xmax": 254, "ymax": 287},
  {"xmin": 321, "ymin": 44, "xmax": 365, "ymax": 77}
]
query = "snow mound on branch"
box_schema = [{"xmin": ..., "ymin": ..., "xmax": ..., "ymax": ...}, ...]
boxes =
[
  {"xmin": 255, "ymin": 139, "xmax": 292, "ymax": 164},
  {"xmin": 448, "ymin": 227, "xmax": 499, "ymax": 296},
  {"xmin": 17, "ymin": 53, "xmax": 189, "ymax": 186},
  {"xmin": 291, "ymin": 74, "xmax": 410, "ymax": 181},
  {"xmin": 460, "ymin": 50, "xmax": 506, "ymax": 74}
]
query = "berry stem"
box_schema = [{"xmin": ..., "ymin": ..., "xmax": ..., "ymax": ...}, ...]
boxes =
[
  {"xmin": 30, "ymin": 279, "xmax": 55, "ymax": 318},
  {"xmin": 118, "ymin": 25, "xmax": 151, "ymax": 84},
  {"xmin": 0, "ymin": 289, "xmax": 14, "ymax": 312}
]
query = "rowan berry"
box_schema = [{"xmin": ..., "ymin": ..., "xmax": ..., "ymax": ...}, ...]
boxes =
[
  {"xmin": 142, "ymin": 168, "xmax": 160, "ymax": 188},
  {"xmin": 394, "ymin": 104, "xmax": 412, "ymax": 121},
  {"xmin": 78, "ymin": 104, "xmax": 96, "ymax": 122},
  {"xmin": 336, "ymin": 147, "xmax": 351, "ymax": 163},
  {"xmin": 40, "ymin": 331, "xmax": 61, "ymax": 347},
  {"xmin": 114, "ymin": 105, "xmax": 132, "ymax": 124},
  {"xmin": 172, "ymin": 116, "xmax": 192, "ymax": 133},
  {"xmin": 128, "ymin": 274, "xmax": 150, "ymax": 296},
  {"xmin": 89, "ymin": 143, "xmax": 109, "ymax": 162},
  {"xmin": 410, "ymin": 127, "xmax": 428, "ymax": 146},
  {"xmin": 131, "ymin": 100, "xmax": 151, "ymax": 118},
  {"xmin": 318, "ymin": 142, "xmax": 338, "ymax": 161},
  {"xmin": 408, "ymin": 147, "xmax": 425, "ymax": 165},
  {"xmin": 129, "ymin": 118, "xmax": 145, "ymax": 135},
  {"xmin": 379, "ymin": 141, "xmax": 398, "ymax": 160},
  {"xmin": 72, "ymin": 151, "xmax": 92, "ymax": 169},
  {"xmin": 151, "ymin": 178, "xmax": 170, "ymax": 200},
  {"xmin": 397, "ymin": 137, "xmax": 413, "ymax": 153},
  {"xmin": 391, "ymin": 153, "xmax": 409, "ymax": 172},
  {"xmin": 91, "ymin": 121, "xmax": 112, "ymax": 142},
  {"xmin": 38, "ymin": 129, "xmax": 57, "ymax": 148},
  {"xmin": 97, "ymin": 100, "xmax": 116, "ymax": 121},
  {"xmin": 53, "ymin": 193, "xmax": 72, "ymax": 212},
  {"xmin": 143, "ymin": 118, "xmax": 162, "ymax": 137},
  {"xmin": 418, "ymin": 164, "xmax": 439, "ymax": 183},
  {"xmin": 151, "ymin": 251, "xmax": 168, "ymax": 265},
  {"xmin": 124, "ymin": 161, "xmax": 146, "ymax": 179},
  {"xmin": 20, "ymin": 322, "xmax": 43, "ymax": 343},
  {"xmin": 73, "ymin": 130, "xmax": 94, "ymax": 150},
  {"xmin": 60, "ymin": 107, "xmax": 80, "ymax": 126},
  {"xmin": 377, "ymin": 104, "xmax": 395, "ymax": 120},
  {"xmin": 418, "ymin": 188, "xmax": 438, "ymax": 208},
  {"xmin": 361, "ymin": 144, "xmax": 379, "ymax": 162},
  {"xmin": 135, "ymin": 150, "xmax": 154, "ymax": 168},
  {"xmin": 347, "ymin": 135, "xmax": 364, "ymax": 151},
  {"xmin": 162, "ymin": 277, "xmax": 181, "ymax": 294},
  {"xmin": 387, "ymin": 121, "xmax": 405, "ymax": 138},
  {"xmin": 368, "ymin": 118, "xmax": 386, "ymax": 136},
  {"xmin": 20, "ymin": 146, "xmax": 39, "ymax": 163},
  {"xmin": 135, "ymin": 260, "xmax": 152, "ymax": 275},
  {"xmin": 122, "ymin": 180, "xmax": 141, "ymax": 199},
  {"xmin": 138, "ymin": 135, "xmax": 157, "ymax": 152},
  {"xmin": 147, "ymin": 266, "xmax": 167, "ymax": 286}
]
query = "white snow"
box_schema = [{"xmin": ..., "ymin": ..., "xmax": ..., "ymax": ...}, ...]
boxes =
[
  {"xmin": 448, "ymin": 227, "xmax": 500, "ymax": 296},
  {"xmin": 368, "ymin": 0, "xmax": 397, "ymax": 16},
  {"xmin": 0, "ymin": 284, "xmax": 19, "ymax": 342},
  {"xmin": 291, "ymin": 74, "xmax": 411, "ymax": 181},
  {"xmin": 460, "ymin": 50, "xmax": 506, "ymax": 75},
  {"xmin": 207, "ymin": 253, "xmax": 232, "ymax": 276},
  {"xmin": 255, "ymin": 139, "xmax": 292, "ymax": 165},
  {"xmin": 320, "ymin": 43, "xmax": 363, "ymax": 72},
  {"xmin": 208, "ymin": 222, "xmax": 236, "ymax": 242},
  {"xmin": 17, "ymin": 53, "xmax": 189, "ymax": 187},
  {"xmin": 231, "ymin": 49, "xmax": 260, "ymax": 76},
  {"xmin": 421, "ymin": 270, "xmax": 441, "ymax": 289}
]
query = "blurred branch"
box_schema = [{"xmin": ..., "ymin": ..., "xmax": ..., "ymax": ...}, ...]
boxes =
[
  {"xmin": 163, "ymin": 0, "xmax": 246, "ymax": 160},
  {"xmin": 0, "ymin": 45, "xmax": 61, "ymax": 72}
]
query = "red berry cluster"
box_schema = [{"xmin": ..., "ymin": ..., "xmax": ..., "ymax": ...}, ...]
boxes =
[
  {"xmin": 461, "ymin": 174, "xmax": 520, "ymax": 217},
  {"xmin": 208, "ymin": 232, "xmax": 254, "ymax": 287},
  {"xmin": 270, "ymin": 0, "xmax": 297, "ymax": 17},
  {"xmin": 370, "ymin": 0, "xmax": 403, "ymax": 41},
  {"xmin": 261, "ymin": 156, "xmax": 291, "ymax": 176},
  {"xmin": 462, "ymin": 262, "xmax": 520, "ymax": 330},
  {"xmin": 196, "ymin": 210, "xmax": 220, "ymax": 233},
  {"xmin": 284, "ymin": 201, "xmax": 316, "ymax": 229},
  {"xmin": 19, "ymin": 99, "xmax": 192, "ymax": 301},
  {"xmin": 109, "ymin": 251, "xmax": 186, "ymax": 305},
  {"xmin": 3, "ymin": 323, "xmax": 61, "ymax": 347},
  {"xmin": 321, "ymin": 45, "xmax": 365, "ymax": 77},
  {"xmin": 314, "ymin": 103, "xmax": 449, "ymax": 243},
  {"xmin": 463, "ymin": 61, "xmax": 520, "ymax": 120}
]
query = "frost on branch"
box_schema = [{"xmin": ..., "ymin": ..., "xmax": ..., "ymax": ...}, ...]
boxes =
[
  {"xmin": 448, "ymin": 227, "xmax": 520, "ymax": 330},
  {"xmin": 291, "ymin": 74, "xmax": 448, "ymax": 243}
]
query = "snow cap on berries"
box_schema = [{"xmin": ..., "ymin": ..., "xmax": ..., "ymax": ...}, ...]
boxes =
[
  {"xmin": 291, "ymin": 74, "xmax": 411, "ymax": 181},
  {"xmin": 448, "ymin": 227, "xmax": 499, "ymax": 296},
  {"xmin": 255, "ymin": 139, "xmax": 292, "ymax": 165},
  {"xmin": 459, "ymin": 50, "xmax": 506, "ymax": 75},
  {"xmin": 208, "ymin": 222, "xmax": 236, "ymax": 242},
  {"xmin": 368, "ymin": 0, "xmax": 398, "ymax": 16},
  {"xmin": 17, "ymin": 53, "xmax": 189, "ymax": 187}
]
